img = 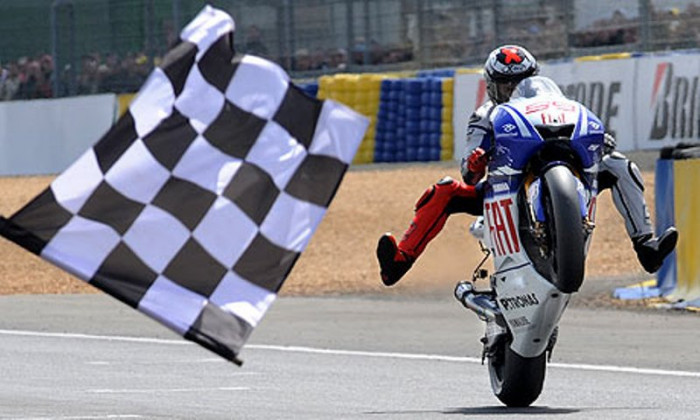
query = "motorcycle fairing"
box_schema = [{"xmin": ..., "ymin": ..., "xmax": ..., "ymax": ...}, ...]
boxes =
[{"xmin": 491, "ymin": 263, "xmax": 570, "ymax": 358}]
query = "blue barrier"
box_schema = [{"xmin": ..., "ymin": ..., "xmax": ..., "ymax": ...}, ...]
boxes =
[
  {"xmin": 655, "ymin": 158, "xmax": 677, "ymax": 295},
  {"xmin": 374, "ymin": 77, "xmax": 444, "ymax": 163},
  {"xmin": 299, "ymin": 82, "xmax": 319, "ymax": 98}
]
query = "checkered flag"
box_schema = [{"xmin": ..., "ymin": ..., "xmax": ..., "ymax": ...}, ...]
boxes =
[{"xmin": 0, "ymin": 6, "xmax": 368, "ymax": 365}]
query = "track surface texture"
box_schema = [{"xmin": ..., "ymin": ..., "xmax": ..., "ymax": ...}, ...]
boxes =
[{"xmin": 0, "ymin": 294, "xmax": 698, "ymax": 419}]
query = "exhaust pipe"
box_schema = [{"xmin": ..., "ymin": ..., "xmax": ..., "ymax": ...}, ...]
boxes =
[{"xmin": 455, "ymin": 281, "xmax": 500, "ymax": 322}]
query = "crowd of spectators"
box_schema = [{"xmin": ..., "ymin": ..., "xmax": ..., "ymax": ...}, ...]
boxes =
[
  {"xmin": 0, "ymin": 32, "xmax": 413, "ymax": 101},
  {"xmin": 0, "ymin": 54, "xmax": 53, "ymax": 101},
  {"xmin": 646, "ymin": 3, "xmax": 700, "ymax": 50},
  {"xmin": 281, "ymin": 42, "xmax": 414, "ymax": 73},
  {"xmin": 501, "ymin": 5, "xmax": 569, "ymax": 59},
  {"xmin": 571, "ymin": 9, "xmax": 640, "ymax": 48},
  {"xmin": 0, "ymin": 51, "xmax": 152, "ymax": 101},
  {"xmin": 571, "ymin": 4, "xmax": 700, "ymax": 51},
  {"xmin": 239, "ymin": 24, "xmax": 413, "ymax": 73}
]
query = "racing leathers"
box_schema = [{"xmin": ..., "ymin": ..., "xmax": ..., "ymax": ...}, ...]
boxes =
[{"xmin": 377, "ymin": 101, "xmax": 678, "ymax": 286}]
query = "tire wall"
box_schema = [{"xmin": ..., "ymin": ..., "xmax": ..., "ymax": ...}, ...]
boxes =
[{"xmin": 315, "ymin": 70, "xmax": 455, "ymax": 164}]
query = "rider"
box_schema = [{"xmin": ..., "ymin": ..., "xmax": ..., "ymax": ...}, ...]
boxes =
[{"xmin": 377, "ymin": 45, "xmax": 678, "ymax": 286}]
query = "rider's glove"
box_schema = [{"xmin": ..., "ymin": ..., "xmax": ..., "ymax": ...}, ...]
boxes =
[
  {"xmin": 461, "ymin": 147, "xmax": 487, "ymax": 185},
  {"xmin": 603, "ymin": 132, "xmax": 617, "ymax": 155}
]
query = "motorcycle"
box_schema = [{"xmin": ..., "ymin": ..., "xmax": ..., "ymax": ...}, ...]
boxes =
[{"xmin": 454, "ymin": 76, "xmax": 605, "ymax": 407}]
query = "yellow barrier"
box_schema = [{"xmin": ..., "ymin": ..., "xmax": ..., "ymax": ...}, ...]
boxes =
[
  {"xmin": 318, "ymin": 73, "xmax": 387, "ymax": 164},
  {"xmin": 455, "ymin": 67, "xmax": 481, "ymax": 75},
  {"xmin": 440, "ymin": 85, "xmax": 454, "ymax": 161},
  {"xmin": 575, "ymin": 52, "xmax": 632, "ymax": 62},
  {"xmin": 670, "ymin": 159, "xmax": 700, "ymax": 303},
  {"xmin": 117, "ymin": 93, "xmax": 137, "ymax": 116}
]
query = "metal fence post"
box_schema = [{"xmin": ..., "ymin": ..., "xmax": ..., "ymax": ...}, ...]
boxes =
[
  {"xmin": 638, "ymin": 0, "xmax": 651, "ymax": 52},
  {"xmin": 283, "ymin": 0, "xmax": 295, "ymax": 71},
  {"xmin": 346, "ymin": 0, "xmax": 355, "ymax": 72},
  {"xmin": 492, "ymin": 0, "xmax": 501, "ymax": 46},
  {"xmin": 51, "ymin": 0, "xmax": 75, "ymax": 98},
  {"xmin": 562, "ymin": 0, "xmax": 574, "ymax": 58},
  {"xmin": 416, "ymin": 0, "xmax": 425, "ymax": 68},
  {"xmin": 363, "ymin": 0, "xmax": 370, "ymax": 66},
  {"xmin": 172, "ymin": 0, "xmax": 182, "ymax": 36},
  {"xmin": 144, "ymin": 0, "xmax": 156, "ymax": 69}
]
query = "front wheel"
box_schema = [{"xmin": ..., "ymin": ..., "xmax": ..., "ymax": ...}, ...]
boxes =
[
  {"xmin": 543, "ymin": 165, "xmax": 586, "ymax": 293},
  {"xmin": 488, "ymin": 342, "xmax": 546, "ymax": 407}
]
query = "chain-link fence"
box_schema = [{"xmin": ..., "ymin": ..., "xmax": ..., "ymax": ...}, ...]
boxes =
[{"xmin": 1, "ymin": 0, "xmax": 699, "ymax": 100}]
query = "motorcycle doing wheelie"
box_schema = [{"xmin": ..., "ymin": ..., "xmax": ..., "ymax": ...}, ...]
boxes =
[{"xmin": 454, "ymin": 76, "xmax": 605, "ymax": 407}]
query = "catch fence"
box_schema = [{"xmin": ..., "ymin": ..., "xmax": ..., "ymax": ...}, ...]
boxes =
[{"xmin": 0, "ymin": 0, "xmax": 699, "ymax": 99}]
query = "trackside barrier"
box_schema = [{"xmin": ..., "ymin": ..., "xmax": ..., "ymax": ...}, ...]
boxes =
[
  {"xmin": 657, "ymin": 145, "xmax": 700, "ymax": 309},
  {"xmin": 117, "ymin": 93, "xmax": 137, "ymax": 117},
  {"xmin": 376, "ymin": 78, "xmax": 441, "ymax": 162},
  {"xmin": 318, "ymin": 74, "xmax": 383, "ymax": 164},
  {"xmin": 0, "ymin": 94, "xmax": 116, "ymax": 176},
  {"xmin": 315, "ymin": 71, "xmax": 455, "ymax": 164},
  {"xmin": 655, "ymin": 157, "xmax": 677, "ymax": 297},
  {"xmin": 124, "ymin": 72, "xmax": 453, "ymax": 165},
  {"xmin": 616, "ymin": 144, "xmax": 700, "ymax": 310}
]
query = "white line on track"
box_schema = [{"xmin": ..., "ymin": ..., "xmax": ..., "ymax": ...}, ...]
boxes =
[
  {"xmin": 249, "ymin": 344, "xmax": 700, "ymax": 378},
  {"xmin": 2, "ymin": 329, "xmax": 699, "ymax": 379},
  {"xmin": 0, "ymin": 329, "xmax": 188, "ymax": 345},
  {"xmin": 15, "ymin": 415, "xmax": 143, "ymax": 419},
  {"xmin": 84, "ymin": 358, "xmax": 255, "ymax": 366},
  {"xmin": 87, "ymin": 387, "xmax": 249, "ymax": 394}
]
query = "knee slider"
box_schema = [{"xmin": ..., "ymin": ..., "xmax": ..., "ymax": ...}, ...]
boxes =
[
  {"xmin": 414, "ymin": 177, "xmax": 458, "ymax": 211},
  {"xmin": 415, "ymin": 186, "xmax": 436, "ymax": 211}
]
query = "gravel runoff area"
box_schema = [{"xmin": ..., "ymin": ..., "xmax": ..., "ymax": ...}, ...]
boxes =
[{"xmin": 0, "ymin": 152, "xmax": 669, "ymax": 310}]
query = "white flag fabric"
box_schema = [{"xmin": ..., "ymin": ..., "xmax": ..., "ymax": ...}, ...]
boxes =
[{"xmin": 0, "ymin": 6, "xmax": 368, "ymax": 364}]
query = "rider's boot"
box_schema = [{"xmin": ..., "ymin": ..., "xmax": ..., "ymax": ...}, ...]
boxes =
[
  {"xmin": 376, "ymin": 233, "xmax": 414, "ymax": 286},
  {"xmin": 633, "ymin": 227, "xmax": 679, "ymax": 273}
]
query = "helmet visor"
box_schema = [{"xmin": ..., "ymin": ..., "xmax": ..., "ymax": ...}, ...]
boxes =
[{"xmin": 489, "ymin": 80, "xmax": 519, "ymax": 104}]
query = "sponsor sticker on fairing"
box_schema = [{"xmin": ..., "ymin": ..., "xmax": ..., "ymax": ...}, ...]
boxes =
[
  {"xmin": 493, "ymin": 182, "xmax": 510, "ymax": 193},
  {"xmin": 499, "ymin": 293, "xmax": 540, "ymax": 311}
]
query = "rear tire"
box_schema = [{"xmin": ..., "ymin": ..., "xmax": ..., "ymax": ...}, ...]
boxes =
[
  {"xmin": 543, "ymin": 166, "xmax": 586, "ymax": 293},
  {"xmin": 489, "ymin": 343, "xmax": 546, "ymax": 407}
]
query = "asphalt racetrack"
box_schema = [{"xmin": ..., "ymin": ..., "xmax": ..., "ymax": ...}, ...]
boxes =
[{"xmin": 1, "ymin": 294, "xmax": 699, "ymax": 419}]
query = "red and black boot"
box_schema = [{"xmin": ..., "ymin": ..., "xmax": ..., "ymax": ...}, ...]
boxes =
[
  {"xmin": 376, "ymin": 177, "xmax": 482, "ymax": 287},
  {"xmin": 376, "ymin": 233, "xmax": 415, "ymax": 286}
]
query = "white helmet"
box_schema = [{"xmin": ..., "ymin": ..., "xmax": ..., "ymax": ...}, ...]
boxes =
[{"xmin": 483, "ymin": 45, "xmax": 539, "ymax": 104}]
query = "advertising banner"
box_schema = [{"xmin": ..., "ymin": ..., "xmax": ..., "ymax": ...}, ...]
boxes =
[
  {"xmin": 541, "ymin": 59, "xmax": 636, "ymax": 150},
  {"xmin": 0, "ymin": 94, "xmax": 116, "ymax": 175},
  {"xmin": 453, "ymin": 71, "xmax": 487, "ymax": 160},
  {"xmin": 636, "ymin": 54, "xmax": 700, "ymax": 150}
]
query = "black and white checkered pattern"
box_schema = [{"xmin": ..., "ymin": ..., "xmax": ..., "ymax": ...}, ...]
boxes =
[{"xmin": 0, "ymin": 6, "xmax": 368, "ymax": 364}]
